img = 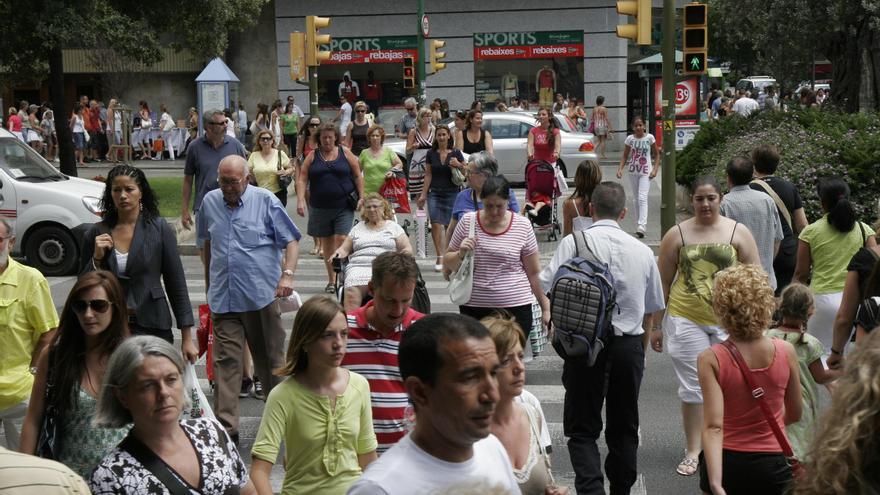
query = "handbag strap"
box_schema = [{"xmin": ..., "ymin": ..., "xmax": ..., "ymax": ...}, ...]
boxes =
[
  {"xmin": 750, "ymin": 179, "xmax": 792, "ymax": 231},
  {"xmin": 276, "ymin": 149, "xmax": 283, "ymax": 171},
  {"xmin": 120, "ymin": 434, "xmax": 191, "ymax": 495},
  {"xmin": 720, "ymin": 340, "xmax": 794, "ymax": 458}
]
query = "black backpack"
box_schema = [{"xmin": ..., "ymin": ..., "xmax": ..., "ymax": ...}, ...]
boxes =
[{"xmin": 549, "ymin": 231, "xmax": 617, "ymax": 366}]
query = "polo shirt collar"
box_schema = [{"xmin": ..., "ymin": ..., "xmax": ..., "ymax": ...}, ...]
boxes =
[{"xmin": 0, "ymin": 258, "xmax": 22, "ymax": 287}]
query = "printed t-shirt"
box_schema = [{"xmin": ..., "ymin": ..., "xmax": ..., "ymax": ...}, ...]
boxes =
[
  {"xmin": 667, "ymin": 243, "xmax": 738, "ymax": 326},
  {"xmin": 624, "ymin": 134, "xmax": 656, "ymax": 175},
  {"xmin": 530, "ymin": 126, "xmax": 560, "ymax": 163}
]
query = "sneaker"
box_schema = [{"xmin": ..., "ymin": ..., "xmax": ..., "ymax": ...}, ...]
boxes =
[
  {"xmin": 239, "ymin": 377, "xmax": 253, "ymax": 398},
  {"xmin": 253, "ymin": 376, "xmax": 265, "ymax": 400},
  {"xmin": 636, "ymin": 227, "xmax": 646, "ymax": 239}
]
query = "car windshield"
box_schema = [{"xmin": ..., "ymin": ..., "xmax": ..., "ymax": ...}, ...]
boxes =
[{"xmin": 0, "ymin": 138, "xmax": 66, "ymax": 180}]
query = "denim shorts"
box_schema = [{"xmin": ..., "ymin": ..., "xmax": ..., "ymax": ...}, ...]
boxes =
[
  {"xmin": 73, "ymin": 132, "xmax": 86, "ymax": 150},
  {"xmin": 308, "ymin": 206, "xmax": 355, "ymax": 237},
  {"xmin": 427, "ymin": 189, "xmax": 458, "ymax": 226}
]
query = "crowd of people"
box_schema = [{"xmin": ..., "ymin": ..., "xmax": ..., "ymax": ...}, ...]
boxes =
[
  {"xmin": 1, "ymin": 96, "xmax": 879, "ymax": 495},
  {"xmin": 706, "ymin": 85, "xmax": 829, "ymax": 119}
]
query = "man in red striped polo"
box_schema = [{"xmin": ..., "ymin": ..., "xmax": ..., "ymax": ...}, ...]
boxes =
[{"xmin": 342, "ymin": 252, "xmax": 425, "ymax": 452}]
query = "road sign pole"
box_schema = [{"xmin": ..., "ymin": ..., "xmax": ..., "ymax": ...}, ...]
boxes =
[
  {"xmin": 660, "ymin": 0, "xmax": 677, "ymax": 235},
  {"xmin": 416, "ymin": 0, "xmax": 427, "ymax": 106},
  {"xmin": 309, "ymin": 66, "xmax": 319, "ymax": 116}
]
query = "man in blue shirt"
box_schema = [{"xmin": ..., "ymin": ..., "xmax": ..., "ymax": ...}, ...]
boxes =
[
  {"xmin": 539, "ymin": 182, "xmax": 665, "ymax": 494},
  {"xmin": 197, "ymin": 155, "xmax": 301, "ymax": 443}
]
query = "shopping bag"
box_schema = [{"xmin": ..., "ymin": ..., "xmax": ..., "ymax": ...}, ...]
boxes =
[
  {"xmin": 197, "ymin": 304, "xmax": 214, "ymax": 381},
  {"xmin": 182, "ymin": 363, "xmax": 215, "ymax": 420},
  {"xmin": 278, "ymin": 291, "xmax": 302, "ymax": 313},
  {"xmin": 380, "ymin": 174, "xmax": 411, "ymax": 214},
  {"xmin": 152, "ymin": 138, "xmax": 164, "ymax": 152}
]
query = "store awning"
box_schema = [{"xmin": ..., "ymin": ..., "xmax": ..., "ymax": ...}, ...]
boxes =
[{"xmin": 630, "ymin": 51, "xmax": 683, "ymax": 65}]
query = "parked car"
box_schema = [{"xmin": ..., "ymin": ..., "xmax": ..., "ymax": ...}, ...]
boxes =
[
  {"xmin": 384, "ymin": 112, "xmax": 597, "ymax": 183},
  {"xmin": 0, "ymin": 128, "xmax": 104, "ymax": 275},
  {"xmin": 736, "ymin": 76, "xmax": 777, "ymax": 96}
]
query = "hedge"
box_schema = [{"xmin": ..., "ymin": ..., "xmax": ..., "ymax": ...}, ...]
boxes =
[{"xmin": 677, "ymin": 108, "xmax": 880, "ymax": 222}]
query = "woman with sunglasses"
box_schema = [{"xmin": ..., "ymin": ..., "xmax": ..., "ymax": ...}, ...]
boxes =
[
  {"xmin": 80, "ymin": 165, "xmax": 196, "ymax": 362},
  {"xmin": 345, "ymin": 101, "xmax": 371, "ymax": 157},
  {"xmin": 249, "ymin": 129, "xmax": 295, "ymax": 206},
  {"xmin": 297, "ymin": 116, "xmax": 324, "ymax": 256},
  {"xmin": 20, "ymin": 271, "xmax": 131, "ymax": 479}
]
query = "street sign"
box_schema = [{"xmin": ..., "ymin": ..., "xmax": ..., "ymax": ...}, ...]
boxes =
[
  {"xmin": 421, "ymin": 14, "xmax": 430, "ymax": 37},
  {"xmin": 289, "ymin": 32, "xmax": 307, "ymax": 82}
]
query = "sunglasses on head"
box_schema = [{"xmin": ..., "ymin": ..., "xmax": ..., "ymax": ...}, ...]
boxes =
[{"xmin": 71, "ymin": 299, "xmax": 112, "ymax": 314}]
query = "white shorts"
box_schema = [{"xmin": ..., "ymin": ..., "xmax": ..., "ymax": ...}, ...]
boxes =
[
  {"xmin": 664, "ymin": 314, "xmax": 727, "ymax": 403},
  {"xmin": 807, "ymin": 291, "xmax": 842, "ymax": 365}
]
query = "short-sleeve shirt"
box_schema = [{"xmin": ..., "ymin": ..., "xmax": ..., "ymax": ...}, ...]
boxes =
[
  {"xmin": 247, "ymin": 149, "xmax": 290, "ymax": 194},
  {"xmin": 396, "ymin": 114, "xmax": 417, "ymax": 137},
  {"xmin": 183, "ymin": 136, "xmax": 247, "ymax": 212},
  {"xmin": 856, "ymin": 296, "xmax": 880, "ymax": 332},
  {"xmin": 359, "ymin": 147, "xmax": 396, "ymax": 195},
  {"xmin": 279, "ymin": 113, "xmax": 299, "ymax": 135},
  {"xmin": 0, "ymin": 446, "xmax": 92, "ymax": 494},
  {"xmin": 448, "ymin": 211, "xmax": 538, "ymax": 308},
  {"xmin": 749, "ymin": 176, "xmax": 804, "ymax": 255},
  {"xmin": 846, "ymin": 247, "xmax": 880, "ymax": 297},
  {"xmin": 426, "ymin": 149, "xmax": 464, "ymax": 192},
  {"xmin": 342, "ymin": 302, "xmax": 424, "ymax": 453},
  {"xmin": 720, "ymin": 185, "xmax": 785, "ymax": 289},
  {"xmin": 799, "ymin": 216, "xmax": 875, "ymax": 294},
  {"xmin": 623, "ymin": 134, "xmax": 655, "ymax": 175},
  {"xmin": 451, "ymin": 188, "xmax": 519, "ymax": 221},
  {"xmin": 89, "ymin": 418, "xmax": 248, "ymax": 495},
  {"xmin": 251, "ymin": 372, "xmax": 377, "ymax": 494},
  {"xmin": 529, "ymin": 126, "xmax": 560, "ymax": 163},
  {"xmin": 0, "ymin": 258, "xmax": 58, "ymax": 410},
  {"xmin": 343, "ymin": 221, "xmax": 406, "ymax": 288},
  {"xmin": 197, "ymin": 186, "xmax": 302, "ymax": 313}
]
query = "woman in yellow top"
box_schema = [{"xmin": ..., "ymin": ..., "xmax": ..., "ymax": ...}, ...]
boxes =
[
  {"xmin": 652, "ymin": 176, "xmax": 759, "ymax": 477},
  {"xmin": 248, "ymin": 129, "xmax": 295, "ymax": 206},
  {"xmin": 250, "ymin": 295, "xmax": 377, "ymax": 495},
  {"xmin": 794, "ymin": 178, "xmax": 876, "ymax": 362}
]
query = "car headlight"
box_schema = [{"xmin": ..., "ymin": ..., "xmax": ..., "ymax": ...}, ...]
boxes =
[{"xmin": 82, "ymin": 196, "xmax": 103, "ymax": 216}]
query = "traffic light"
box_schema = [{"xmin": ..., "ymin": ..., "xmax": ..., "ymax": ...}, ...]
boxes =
[
  {"xmin": 616, "ymin": 0, "xmax": 652, "ymax": 45},
  {"xmin": 430, "ymin": 40, "xmax": 447, "ymax": 74},
  {"xmin": 403, "ymin": 56, "xmax": 415, "ymax": 89},
  {"xmin": 305, "ymin": 15, "xmax": 331, "ymax": 66},
  {"xmin": 682, "ymin": 3, "xmax": 708, "ymax": 75},
  {"xmin": 289, "ymin": 32, "xmax": 306, "ymax": 81}
]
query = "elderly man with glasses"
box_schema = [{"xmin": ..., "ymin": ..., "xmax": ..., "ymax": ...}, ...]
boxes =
[
  {"xmin": 197, "ymin": 155, "xmax": 301, "ymax": 445},
  {"xmin": 395, "ymin": 97, "xmax": 419, "ymax": 138},
  {"xmin": 0, "ymin": 217, "xmax": 58, "ymax": 451}
]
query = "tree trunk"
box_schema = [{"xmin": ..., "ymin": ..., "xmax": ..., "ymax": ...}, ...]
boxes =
[{"xmin": 49, "ymin": 46, "xmax": 76, "ymax": 177}]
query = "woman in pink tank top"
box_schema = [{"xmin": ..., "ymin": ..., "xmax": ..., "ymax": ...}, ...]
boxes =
[{"xmin": 697, "ymin": 264, "xmax": 803, "ymax": 495}]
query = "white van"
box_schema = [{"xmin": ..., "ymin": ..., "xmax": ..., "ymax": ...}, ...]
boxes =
[
  {"xmin": 0, "ymin": 129, "xmax": 104, "ymax": 275},
  {"xmin": 736, "ymin": 76, "xmax": 777, "ymax": 96}
]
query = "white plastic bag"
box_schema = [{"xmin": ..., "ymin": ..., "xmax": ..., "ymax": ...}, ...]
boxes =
[
  {"xmin": 448, "ymin": 213, "xmax": 476, "ymax": 305},
  {"xmin": 278, "ymin": 290, "xmax": 302, "ymax": 313},
  {"xmin": 182, "ymin": 363, "xmax": 215, "ymax": 420}
]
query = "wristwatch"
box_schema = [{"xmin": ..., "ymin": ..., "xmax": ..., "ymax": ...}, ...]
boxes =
[{"xmin": 282, "ymin": 269, "xmax": 294, "ymax": 277}]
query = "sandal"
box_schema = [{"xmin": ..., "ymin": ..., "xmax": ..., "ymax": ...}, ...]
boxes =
[
  {"xmin": 676, "ymin": 455, "xmax": 699, "ymax": 476},
  {"xmin": 324, "ymin": 283, "xmax": 335, "ymax": 294}
]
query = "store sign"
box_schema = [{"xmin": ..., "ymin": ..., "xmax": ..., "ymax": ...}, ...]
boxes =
[
  {"xmin": 473, "ymin": 31, "xmax": 583, "ymax": 60},
  {"xmin": 653, "ymin": 78, "xmax": 698, "ymax": 116},
  {"xmin": 321, "ymin": 36, "xmax": 418, "ymax": 65}
]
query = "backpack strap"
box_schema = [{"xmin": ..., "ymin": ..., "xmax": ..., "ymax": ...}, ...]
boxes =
[
  {"xmin": 574, "ymin": 230, "xmax": 601, "ymax": 266},
  {"xmin": 750, "ymin": 179, "xmax": 792, "ymax": 231}
]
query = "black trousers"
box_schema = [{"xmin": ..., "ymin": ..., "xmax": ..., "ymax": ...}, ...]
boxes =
[
  {"xmin": 563, "ymin": 334, "xmax": 645, "ymax": 495},
  {"xmin": 459, "ymin": 304, "xmax": 534, "ymax": 342},
  {"xmin": 773, "ymin": 245, "xmax": 796, "ymax": 295}
]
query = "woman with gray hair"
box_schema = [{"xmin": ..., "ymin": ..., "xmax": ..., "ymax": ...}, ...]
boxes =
[
  {"xmin": 444, "ymin": 151, "xmax": 520, "ymax": 248},
  {"xmin": 89, "ymin": 336, "xmax": 257, "ymax": 494}
]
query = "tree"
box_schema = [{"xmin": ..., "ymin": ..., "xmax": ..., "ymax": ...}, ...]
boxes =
[
  {"xmin": 0, "ymin": 0, "xmax": 268, "ymax": 176},
  {"xmin": 708, "ymin": 0, "xmax": 880, "ymax": 112}
]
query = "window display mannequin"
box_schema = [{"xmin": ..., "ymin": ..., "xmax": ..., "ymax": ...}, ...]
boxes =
[
  {"xmin": 501, "ymin": 72, "xmax": 519, "ymax": 101},
  {"xmin": 338, "ymin": 70, "xmax": 360, "ymax": 101},
  {"xmin": 536, "ymin": 65, "xmax": 556, "ymax": 107}
]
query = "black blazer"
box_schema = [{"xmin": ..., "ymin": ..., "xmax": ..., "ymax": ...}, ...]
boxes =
[{"xmin": 80, "ymin": 216, "xmax": 194, "ymax": 331}]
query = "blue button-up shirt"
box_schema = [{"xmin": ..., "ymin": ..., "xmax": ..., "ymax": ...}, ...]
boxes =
[{"xmin": 197, "ymin": 185, "xmax": 301, "ymax": 313}]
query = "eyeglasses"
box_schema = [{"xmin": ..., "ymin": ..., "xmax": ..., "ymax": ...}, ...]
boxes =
[
  {"xmin": 356, "ymin": 110, "xmax": 366, "ymax": 113},
  {"xmin": 0, "ymin": 234, "xmax": 11, "ymax": 242},
  {"xmin": 309, "ymin": 122, "xmax": 320, "ymax": 127},
  {"xmin": 217, "ymin": 177, "xmax": 246, "ymax": 186},
  {"xmin": 259, "ymin": 137, "xmax": 273, "ymax": 142},
  {"xmin": 208, "ymin": 121, "xmax": 227, "ymax": 127},
  {"xmin": 406, "ymin": 107, "xmax": 416, "ymax": 112},
  {"xmin": 71, "ymin": 299, "xmax": 112, "ymax": 314}
]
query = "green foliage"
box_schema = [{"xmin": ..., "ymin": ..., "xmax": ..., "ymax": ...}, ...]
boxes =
[{"xmin": 678, "ymin": 108, "xmax": 880, "ymax": 222}]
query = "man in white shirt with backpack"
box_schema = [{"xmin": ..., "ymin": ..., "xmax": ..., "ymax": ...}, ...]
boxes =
[{"xmin": 539, "ymin": 181, "xmax": 665, "ymax": 495}]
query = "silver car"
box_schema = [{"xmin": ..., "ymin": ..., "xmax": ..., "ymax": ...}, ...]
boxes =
[{"xmin": 385, "ymin": 111, "xmax": 597, "ymax": 183}]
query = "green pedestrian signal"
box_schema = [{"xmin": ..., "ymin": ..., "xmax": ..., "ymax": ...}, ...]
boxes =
[
  {"xmin": 682, "ymin": 3, "xmax": 708, "ymax": 75},
  {"xmin": 683, "ymin": 52, "xmax": 706, "ymax": 75}
]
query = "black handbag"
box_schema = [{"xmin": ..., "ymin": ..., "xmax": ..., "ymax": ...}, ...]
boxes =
[
  {"xmin": 36, "ymin": 350, "xmax": 59, "ymax": 459},
  {"xmin": 277, "ymin": 149, "xmax": 292, "ymax": 190}
]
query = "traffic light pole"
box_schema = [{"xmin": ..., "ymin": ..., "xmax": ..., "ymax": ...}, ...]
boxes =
[
  {"xmin": 309, "ymin": 66, "xmax": 320, "ymax": 117},
  {"xmin": 416, "ymin": 0, "xmax": 427, "ymax": 106},
  {"xmin": 660, "ymin": 0, "xmax": 677, "ymax": 236}
]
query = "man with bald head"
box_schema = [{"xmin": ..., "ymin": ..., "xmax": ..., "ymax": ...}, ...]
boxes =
[{"xmin": 197, "ymin": 155, "xmax": 301, "ymax": 443}]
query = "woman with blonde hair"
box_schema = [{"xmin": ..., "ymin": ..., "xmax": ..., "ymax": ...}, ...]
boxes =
[
  {"xmin": 482, "ymin": 314, "xmax": 567, "ymax": 495},
  {"xmin": 332, "ymin": 193, "xmax": 412, "ymax": 313},
  {"xmin": 359, "ymin": 124, "xmax": 404, "ymax": 196},
  {"xmin": 793, "ymin": 330, "xmax": 880, "ymax": 495},
  {"xmin": 248, "ymin": 128, "xmax": 295, "ymax": 206},
  {"xmin": 250, "ymin": 295, "xmax": 377, "ymax": 494},
  {"xmin": 405, "ymin": 107, "xmax": 435, "ymax": 200},
  {"xmin": 698, "ymin": 264, "xmax": 802, "ymax": 495}
]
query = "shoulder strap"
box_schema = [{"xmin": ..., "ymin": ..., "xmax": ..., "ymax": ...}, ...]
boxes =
[
  {"xmin": 750, "ymin": 179, "xmax": 792, "ymax": 230},
  {"xmin": 730, "ymin": 222, "xmax": 738, "ymax": 243},
  {"xmin": 276, "ymin": 149, "xmax": 283, "ymax": 171},
  {"xmin": 860, "ymin": 222, "xmax": 867, "ymax": 246},
  {"xmin": 720, "ymin": 340, "xmax": 795, "ymax": 458},
  {"xmin": 574, "ymin": 230, "xmax": 601, "ymax": 265},
  {"xmin": 468, "ymin": 212, "xmax": 476, "ymax": 238},
  {"xmin": 119, "ymin": 435, "xmax": 191, "ymax": 495}
]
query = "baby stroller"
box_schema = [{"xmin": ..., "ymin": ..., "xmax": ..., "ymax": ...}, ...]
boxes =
[{"xmin": 524, "ymin": 159, "xmax": 562, "ymax": 241}]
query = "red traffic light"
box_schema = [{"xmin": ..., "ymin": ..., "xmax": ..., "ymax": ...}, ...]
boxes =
[{"xmin": 404, "ymin": 67, "xmax": 414, "ymax": 77}]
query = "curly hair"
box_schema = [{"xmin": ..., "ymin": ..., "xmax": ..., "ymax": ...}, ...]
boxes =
[
  {"xmin": 793, "ymin": 330, "xmax": 880, "ymax": 494},
  {"xmin": 361, "ymin": 192, "xmax": 394, "ymax": 220},
  {"xmin": 99, "ymin": 165, "xmax": 159, "ymax": 227},
  {"xmin": 712, "ymin": 264, "xmax": 775, "ymax": 340}
]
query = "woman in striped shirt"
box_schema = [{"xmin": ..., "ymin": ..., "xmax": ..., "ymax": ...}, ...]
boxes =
[{"xmin": 444, "ymin": 175, "xmax": 550, "ymax": 341}]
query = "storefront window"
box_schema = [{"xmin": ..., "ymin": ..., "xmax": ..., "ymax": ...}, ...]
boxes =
[{"xmin": 473, "ymin": 31, "xmax": 584, "ymax": 110}]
